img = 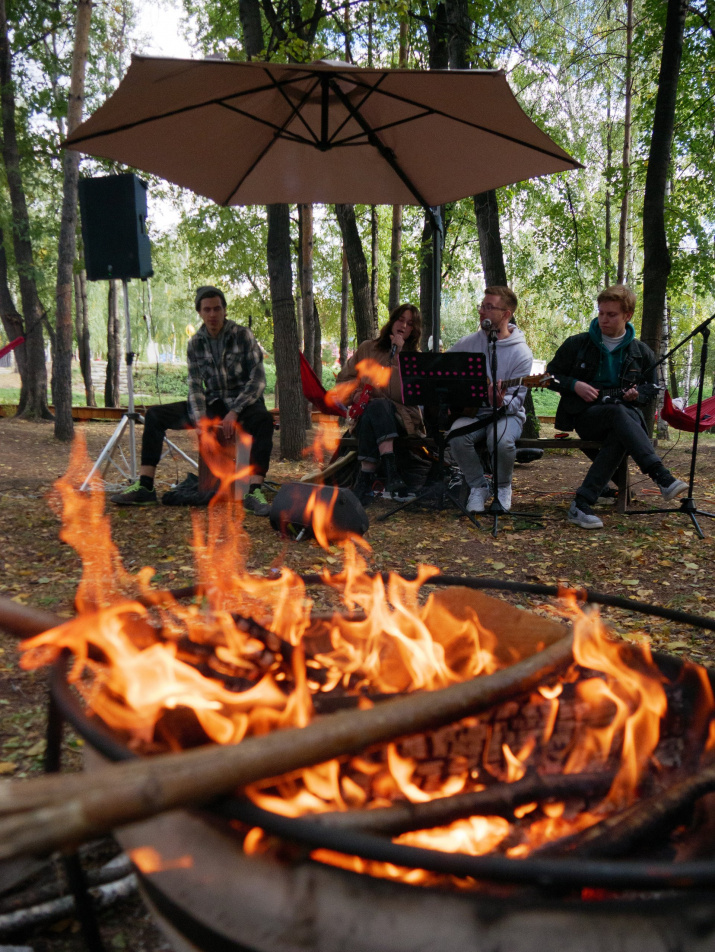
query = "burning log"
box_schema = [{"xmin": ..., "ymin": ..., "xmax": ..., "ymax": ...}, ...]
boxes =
[
  {"xmin": 0, "ymin": 632, "xmax": 573, "ymax": 862},
  {"xmin": 538, "ymin": 759, "xmax": 715, "ymax": 859},
  {"xmin": 314, "ymin": 770, "xmax": 615, "ymax": 835}
]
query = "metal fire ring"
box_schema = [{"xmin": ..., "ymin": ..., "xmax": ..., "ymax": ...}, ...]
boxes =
[{"xmin": 49, "ymin": 576, "xmax": 715, "ymax": 891}]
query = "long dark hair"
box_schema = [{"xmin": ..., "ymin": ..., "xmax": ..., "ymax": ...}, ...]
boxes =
[{"xmin": 375, "ymin": 304, "xmax": 422, "ymax": 353}]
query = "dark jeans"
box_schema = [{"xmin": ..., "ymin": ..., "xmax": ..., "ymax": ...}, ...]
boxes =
[
  {"xmin": 574, "ymin": 403, "xmax": 660, "ymax": 504},
  {"xmin": 141, "ymin": 398, "xmax": 274, "ymax": 477},
  {"xmin": 354, "ymin": 398, "xmax": 400, "ymax": 463}
]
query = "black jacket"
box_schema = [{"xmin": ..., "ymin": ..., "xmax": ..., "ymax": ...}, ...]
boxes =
[{"xmin": 547, "ymin": 332, "xmax": 657, "ymax": 432}]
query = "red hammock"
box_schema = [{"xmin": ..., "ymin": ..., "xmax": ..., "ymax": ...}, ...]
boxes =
[
  {"xmin": 299, "ymin": 351, "xmax": 347, "ymax": 417},
  {"xmin": 0, "ymin": 336, "xmax": 24, "ymax": 361},
  {"xmin": 661, "ymin": 389, "xmax": 715, "ymax": 433}
]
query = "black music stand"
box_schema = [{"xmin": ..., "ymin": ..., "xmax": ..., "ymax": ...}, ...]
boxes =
[
  {"xmin": 377, "ymin": 352, "xmax": 489, "ymax": 525},
  {"xmin": 624, "ymin": 313, "xmax": 715, "ymax": 539}
]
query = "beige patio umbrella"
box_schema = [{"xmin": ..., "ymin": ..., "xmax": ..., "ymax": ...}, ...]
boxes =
[{"xmin": 65, "ymin": 56, "xmax": 582, "ymax": 343}]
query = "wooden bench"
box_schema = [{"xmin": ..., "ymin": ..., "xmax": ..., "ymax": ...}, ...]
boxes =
[
  {"xmin": 304, "ymin": 433, "xmax": 633, "ymax": 512},
  {"xmin": 515, "ymin": 437, "xmax": 631, "ymax": 513}
]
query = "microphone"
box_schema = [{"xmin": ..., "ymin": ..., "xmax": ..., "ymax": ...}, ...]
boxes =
[
  {"xmin": 481, "ymin": 319, "xmax": 492, "ymax": 331},
  {"xmin": 390, "ymin": 342, "xmax": 398, "ymax": 358}
]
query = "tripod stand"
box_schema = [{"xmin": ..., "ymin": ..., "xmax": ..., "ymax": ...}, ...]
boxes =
[
  {"xmin": 625, "ymin": 314, "xmax": 715, "ymax": 539},
  {"xmin": 80, "ymin": 280, "xmax": 196, "ymax": 492},
  {"xmin": 376, "ymin": 352, "xmax": 490, "ymax": 526}
]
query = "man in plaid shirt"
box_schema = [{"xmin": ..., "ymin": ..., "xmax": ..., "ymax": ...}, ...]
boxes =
[{"xmin": 110, "ymin": 286, "xmax": 274, "ymax": 515}]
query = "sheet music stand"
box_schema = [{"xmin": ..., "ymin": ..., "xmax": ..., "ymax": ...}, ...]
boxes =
[{"xmin": 376, "ymin": 352, "xmax": 489, "ymax": 525}]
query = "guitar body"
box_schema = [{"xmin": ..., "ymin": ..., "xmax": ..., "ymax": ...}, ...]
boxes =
[{"xmin": 348, "ymin": 384, "xmax": 376, "ymax": 420}]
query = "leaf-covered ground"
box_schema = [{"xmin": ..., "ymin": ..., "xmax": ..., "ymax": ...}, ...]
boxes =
[{"xmin": 0, "ymin": 416, "xmax": 714, "ymax": 948}]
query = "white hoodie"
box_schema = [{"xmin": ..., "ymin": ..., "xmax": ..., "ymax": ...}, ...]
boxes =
[{"xmin": 448, "ymin": 324, "xmax": 533, "ymax": 426}]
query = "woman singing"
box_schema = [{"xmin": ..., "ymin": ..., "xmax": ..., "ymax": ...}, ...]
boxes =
[{"xmin": 336, "ymin": 304, "xmax": 424, "ymax": 505}]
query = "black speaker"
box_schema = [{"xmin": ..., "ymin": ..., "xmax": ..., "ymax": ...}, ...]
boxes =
[
  {"xmin": 78, "ymin": 174, "xmax": 153, "ymax": 281},
  {"xmin": 270, "ymin": 483, "xmax": 369, "ymax": 541}
]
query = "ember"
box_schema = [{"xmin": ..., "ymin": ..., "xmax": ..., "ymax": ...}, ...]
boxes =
[{"xmin": 12, "ymin": 433, "xmax": 715, "ymax": 890}]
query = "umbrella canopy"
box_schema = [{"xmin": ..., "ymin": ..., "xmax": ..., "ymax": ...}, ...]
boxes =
[{"xmin": 65, "ymin": 57, "xmax": 581, "ymax": 208}]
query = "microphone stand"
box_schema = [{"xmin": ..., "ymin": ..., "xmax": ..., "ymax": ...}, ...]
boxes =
[{"xmin": 625, "ymin": 313, "xmax": 715, "ymax": 538}]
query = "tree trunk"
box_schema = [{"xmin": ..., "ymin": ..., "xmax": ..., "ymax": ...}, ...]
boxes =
[
  {"xmin": 300, "ymin": 203, "xmax": 316, "ymax": 371},
  {"xmin": 419, "ymin": 214, "xmax": 434, "ymax": 351},
  {"xmin": 388, "ymin": 204, "xmax": 403, "ymax": 313},
  {"xmin": 617, "ymin": 0, "xmax": 634, "ymax": 283},
  {"xmin": 0, "ymin": 0, "xmax": 50, "ymax": 420},
  {"xmin": 313, "ymin": 302, "xmax": 322, "ymax": 382},
  {"xmin": 238, "ymin": 0, "xmax": 263, "ymax": 58},
  {"xmin": 74, "ymin": 269, "xmax": 95, "ymax": 406},
  {"xmin": 267, "ymin": 203, "xmax": 304, "ymax": 459},
  {"xmin": 105, "ymin": 280, "xmax": 120, "ymax": 408},
  {"xmin": 335, "ymin": 204, "xmax": 375, "ymax": 344},
  {"xmin": 473, "ymin": 191, "xmax": 507, "ymax": 286},
  {"xmin": 0, "ymin": 228, "xmax": 27, "ymax": 409},
  {"xmin": 605, "ymin": 77, "xmax": 612, "ymax": 286},
  {"xmin": 641, "ymin": 0, "xmax": 686, "ymax": 366},
  {"xmin": 665, "ymin": 304, "xmax": 678, "ymax": 398},
  {"xmin": 340, "ymin": 246, "xmax": 349, "ymax": 367},
  {"xmin": 370, "ymin": 205, "xmax": 379, "ymax": 323},
  {"xmin": 54, "ymin": 0, "xmax": 92, "ymax": 441}
]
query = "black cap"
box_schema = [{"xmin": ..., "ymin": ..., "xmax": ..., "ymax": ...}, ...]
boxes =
[{"xmin": 195, "ymin": 286, "xmax": 226, "ymax": 311}]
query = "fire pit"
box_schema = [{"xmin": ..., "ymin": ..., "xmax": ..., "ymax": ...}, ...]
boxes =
[
  {"xmin": 40, "ymin": 576, "xmax": 715, "ymax": 952},
  {"xmin": 6, "ymin": 437, "xmax": 715, "ymax": 952}
]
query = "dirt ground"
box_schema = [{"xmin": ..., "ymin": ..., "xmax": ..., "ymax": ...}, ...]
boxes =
[{"xmin": 1, "ymin": 414, "xmax": 714, "ymax": 949}]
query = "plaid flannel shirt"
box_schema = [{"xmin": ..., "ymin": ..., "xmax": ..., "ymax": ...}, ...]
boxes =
[{"xmin": 186, "ymin": 319, "xmax": 266, "ymax": 424}]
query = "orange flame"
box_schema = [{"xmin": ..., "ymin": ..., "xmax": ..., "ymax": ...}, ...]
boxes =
[
  {"xmin": 129, "ymin": 846, "xmax": 193, "ymax": 873},
  {"xmin": 18, "ymin": 439, "xmax": 715, "ymax": 886}
]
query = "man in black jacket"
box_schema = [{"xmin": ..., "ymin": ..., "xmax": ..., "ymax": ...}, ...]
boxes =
[{"xmin": 547, "ymin": 285, "xmax": 686, "ymax": 529}]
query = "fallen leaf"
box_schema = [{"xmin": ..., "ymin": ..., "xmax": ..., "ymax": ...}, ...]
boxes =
[{"xmin": 0, "ymin": 762, "xmax": 16, "ymax": 775}]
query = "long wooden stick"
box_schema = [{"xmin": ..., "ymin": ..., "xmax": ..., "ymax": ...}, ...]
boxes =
[
  {"xmin": 313, "ymin": 771, "xmax": 615, "ymax": 835},
  {"xmin": 0, "ymin": 597, "xmax": 64, "ymax": 639},
  {"xmin": 537, "ymin": 759, "xmax": 715, "ymax": 858},
  {"xmin": 0, "ymin": 633, "xmax": 573, "ymax": 861}
]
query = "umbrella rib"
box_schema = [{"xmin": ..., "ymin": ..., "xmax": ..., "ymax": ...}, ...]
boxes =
[
  {"xmin": 318, "ymin": 71, "xmax": 389, "ymax": 149},
  {"xmin": 326, "ymin": 74, "xmax": 581, "ymax": 166},
  {"xmin": 327, "ymin": 77, "xmax": 432, "ymax": 212},
  {"xmin": 267, "ymin": 69, "xmax": 323, "ymax": 146},
  {"xmin": 221, "ymin": 71, "xmax": 323, "ymax": 205}
]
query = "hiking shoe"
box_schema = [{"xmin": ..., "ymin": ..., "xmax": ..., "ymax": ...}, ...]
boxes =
[
  {"xmin": 567, "ymin": 499, "xmax": 603, "ymax": 529},
  {"xmin": 110, "ymin": 481, "xmax": 157, "ymax": 506},
  {"xmin": 657, "ymin": 475, "xmax": 688, "ymax": 501},
  {"xmin": 496, "ymin": 485, "xmax": 512, "ymax": 511},
  {"xmin": 467, "ymin": 486, "xmax": 490, "ymax": 513},
  {"xmin": 243, "ymin": 486, "xmax": 271, "ymax": 517}
]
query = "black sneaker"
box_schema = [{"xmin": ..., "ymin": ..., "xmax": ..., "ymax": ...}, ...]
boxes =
[{"xmin": 110, "ymin": 480, "xmax": 157, "ymax": 506}]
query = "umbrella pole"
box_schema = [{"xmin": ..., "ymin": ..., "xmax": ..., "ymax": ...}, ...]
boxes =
[{"xmin": 430, "ymin": 207, "xmax": 443, "ymax": 354}]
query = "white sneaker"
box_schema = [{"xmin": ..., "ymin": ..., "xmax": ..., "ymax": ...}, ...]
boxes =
[
  {"xmin": 467, "ymin": 486, "xmax": 490, "ymax": 513},
  {"xmin": 496, "ymin": 485, "xmax": 512, "ymax": 511}
]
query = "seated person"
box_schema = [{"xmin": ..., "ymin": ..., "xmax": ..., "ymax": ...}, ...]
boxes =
[
  {"xmin": 110, "ymin": 286, "xmax": 274, "ymax": 516},
  {"xmin": 336, "ymin": 304, "xmax": 424, "ymax": 505},
  {"xmin": 547, "ymin": 284, "xmax": 686, "ymax": 529},
  {"xmin": 447, "ymin": 286, "xmax": 533, "ymax": 513}
]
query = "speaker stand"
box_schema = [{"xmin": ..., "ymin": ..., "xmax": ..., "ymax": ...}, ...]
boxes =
[{"xmin": 81, "ymin": 280, "xmax": 197, "ymax": 492}]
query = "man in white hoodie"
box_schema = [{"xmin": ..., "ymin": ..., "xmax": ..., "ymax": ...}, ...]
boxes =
[{"xmin": 447, "ymin": 286, "xmax": 533, "ymax": 513}]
